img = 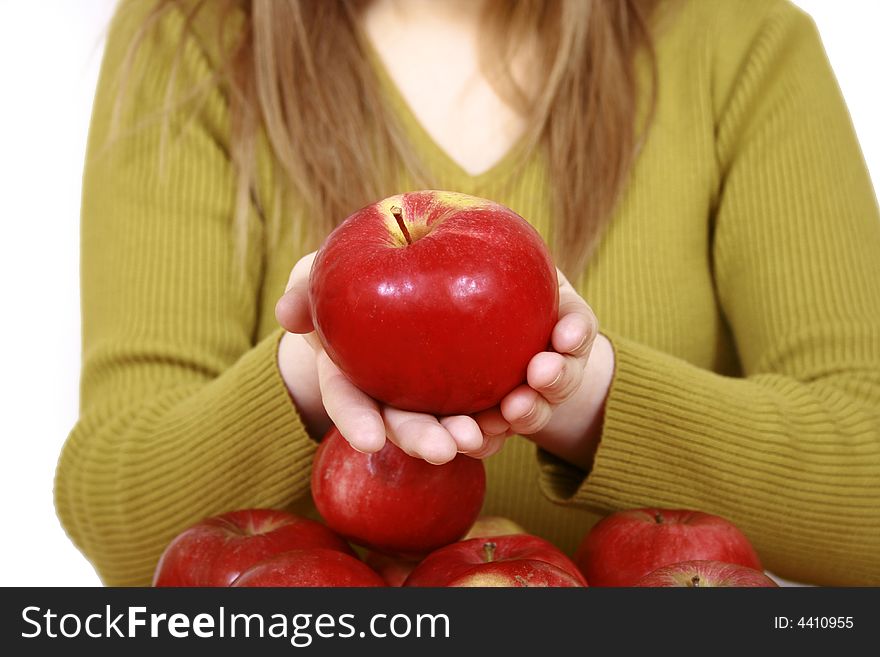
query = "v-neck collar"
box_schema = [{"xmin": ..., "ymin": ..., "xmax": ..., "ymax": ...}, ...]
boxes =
[{"xmin": 361, "ymin": 34, "xmax": 531, "ymax": 190}]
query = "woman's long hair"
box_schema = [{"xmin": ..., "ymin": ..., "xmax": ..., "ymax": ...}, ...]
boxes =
[{"xmin": 121, "ymin": 0, "xmax": 660, "ymax": 275}]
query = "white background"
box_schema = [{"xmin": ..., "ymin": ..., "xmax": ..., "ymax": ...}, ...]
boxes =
[{"xmin": 0, "ymin": 1, "xmax": 877, "ymax": 587}]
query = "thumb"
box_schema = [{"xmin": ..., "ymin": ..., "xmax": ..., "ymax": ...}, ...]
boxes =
[{"xmin": 275, "ymin": 252, "xmax": 317, "ymax": 334}]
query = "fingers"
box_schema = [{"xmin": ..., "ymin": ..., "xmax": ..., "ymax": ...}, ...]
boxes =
[
  {"xmin": 553, "ymin": 268, "xmax": 597, "ymax": 359},
  {"xmin": 504, "ymin": 268, "xmax": 594, "ymax": 421},
  {"xmin": 470, "ymin": 407, "xmax": 512, "ymax": 458},
  {"xmin": 439, "ymin": 415, "xmax": 484, "ymax": 453},
  {"xmin": 462, "ymin": 432, "xmax": 508, "ymax": 460},
  {"xmin": 383, "ymin": 407, "xmax": 459, "ymax": 465},
  {"xmin": 275, "ymin": 251, "xmax": 317, "ymax": 334},
  {"xmin": 473, "ymin": 407, "xmax": 510, "ymax": 438},
  {"xmin": 382, "ymin": 406, "xmax": 509, "ymax": 463},
  {"xmin": 526, "ymin": 351, "xmax": 585, "ymax": 405},
  {"xmin": 500, "ymin": 384, "xmax": 554, "ymax": 436},
  {"xmin": 316, "ymin": 352, "xmax": 386, "ymax": 453},
  {"xmin": 513, "ymin": 271, "xmax": 592, "ymax": 415},
  {"xmin": 313, "ymin": 327, "xmax": 499, "ymax": 462},
  {"xmin": 385, "ymin": 408, "xmax": 512, "ymax": 463},
  {"xmin": 552, "ymin": 310, "xmax": 595, "ymax": 359},
  {"xmin": 317, "ymin": 351, "xmax": 487, "ymax": 464}
]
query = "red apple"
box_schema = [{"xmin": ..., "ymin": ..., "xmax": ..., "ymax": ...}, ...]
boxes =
[
  {"xmin": 364, "ymin": 551, "xmax": 419, "ymax": 587},
  {"xmin": 312, "ymin": 426, "xmax": 485, "ymax": 558},
  {"xmin": 232, "ymin": 549, "xmax": 385, "ymax": 587},
  {"xmin": 153, "ymin": 508, "xmax": 354, "ymax": 587},
  {"xmin": 309, "ymin": 190, "xmax": 558, "ymax": 415},
  {"xmin": 404, "ymin": 534, "xmax": 588, "ymax": 587},
  {"xmin": 636, "ymin": 560, "xmax": 778, "ymax": 587},
  {"xmin": 463, "ymin": 515, "xmax": 526, "ymax": 540},
  {"xmin": 576, "ymin": 508, "xmax": 762, "ymax": 587}
]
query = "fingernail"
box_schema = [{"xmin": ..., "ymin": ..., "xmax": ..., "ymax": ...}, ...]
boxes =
[
  {"xmin": 520, "ymin": 402, "xmax": 538, "ymax": 421},
  {"xmin": 574, "ymin": 330, "xmax": 594, "ymax": 354}
]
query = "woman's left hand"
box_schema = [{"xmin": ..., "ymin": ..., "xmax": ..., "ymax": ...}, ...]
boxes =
[{"xmin": 472, "ymin": 269, "xmax": 614, "ymax": 471}]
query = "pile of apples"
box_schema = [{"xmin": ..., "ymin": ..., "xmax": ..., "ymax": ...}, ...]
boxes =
[
  {"xmin": 153, "ymin": 427, "xmax": 585, "ymax": 587},
  {"xmin": 153, "ymin": 426, "xmax": 774, "ymax": 588},
  {"xmin": 154, "ymin": 190, "xmax": 775, "ymax": 588}
]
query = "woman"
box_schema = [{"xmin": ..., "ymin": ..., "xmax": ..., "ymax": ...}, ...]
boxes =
[{"xmin": 56, "ymin": 0, "xmax": 880, "ymax": 586}]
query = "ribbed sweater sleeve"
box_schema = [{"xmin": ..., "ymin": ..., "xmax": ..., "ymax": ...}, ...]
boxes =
[
  {"xmin": 53, "ymin": 1, "xmax": 316, "ymax": 586},
  {"xmin": 537, "ymin": 2, "xmax": 880, "ymax": 585}
]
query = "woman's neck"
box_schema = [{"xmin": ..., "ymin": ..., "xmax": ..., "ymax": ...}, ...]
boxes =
[
  {"xmin": 374, "ymin": 0, "xmax": 487, "ymax": 24},
  {"xmin": 359, "ymin": 0, "xmax": 535, "ymax": 177}
]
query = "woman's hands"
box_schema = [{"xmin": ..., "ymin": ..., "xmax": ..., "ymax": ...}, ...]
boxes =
[
  {"xmin": 500, "ymin": 270, "xmax": 615, "ymax": 471},
  {"xmin": 275, "ymin": 252, "xmax": 614, "ymax": 470}
]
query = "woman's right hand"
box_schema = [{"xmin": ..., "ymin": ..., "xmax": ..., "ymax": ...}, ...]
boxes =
[{"xmin": 275, "ymin": 252, "xmax": 508, "ymax": 464}]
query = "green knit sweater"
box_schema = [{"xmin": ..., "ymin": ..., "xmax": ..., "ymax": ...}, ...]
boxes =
[{"xmin": 55, "ymin": 0, "xmax": 880, "ymax": 586}]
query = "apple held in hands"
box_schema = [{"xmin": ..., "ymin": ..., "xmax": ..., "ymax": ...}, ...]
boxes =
[
  {"xmin": 636, "ymin": 560, "xmax": 778, "ymax": 588},
  {"xmin": 312, "ymin": 426, "xmax": 486, "ymax": 558},
  {"xmin": 231, "ymin": 549, "xmax": 385, "ymax": 587},
  {"xmin": 153, "ymin": 509, "xmax": 353, "ymax": 587},
  {"xmin": 404, "ymin": 534, "xmax": 588, "ymax": 587},
  {"xmin": 309, "ymin": 190, "xmax": 559, "ymax": 415},
  {"xmin": 576, "ymin": 508, "xmax": 763, "ymax": 587}
]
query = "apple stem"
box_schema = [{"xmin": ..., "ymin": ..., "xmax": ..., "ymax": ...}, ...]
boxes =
[
  {"xmin": 654, "ymin": 513, "xmax": 663, "ymax": 524},
  {"xmin": 690, "ymin": 575, "xmax": 701, "ymax": 587},
  {"xmin": 483, "ymin": 541, "xmax": 497, "ymax": 563},
  {"xmin": 391, "ymin": 206, "xmax": 413, "ymax": 245}
]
